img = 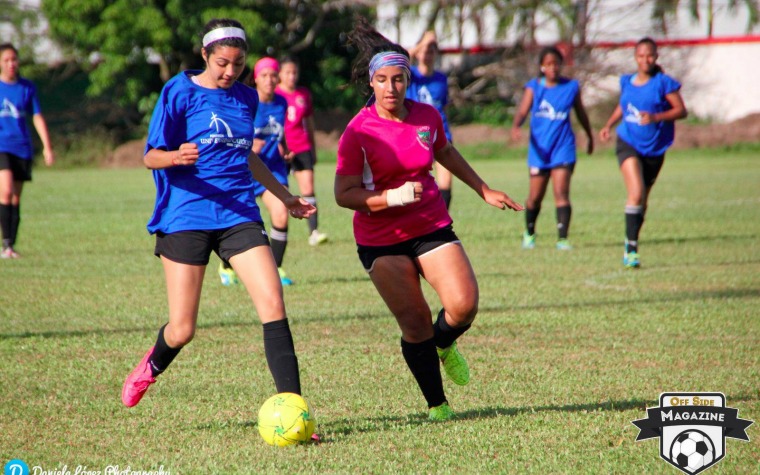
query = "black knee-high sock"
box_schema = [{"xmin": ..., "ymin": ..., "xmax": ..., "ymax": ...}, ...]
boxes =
[
  {"xmin": 440, "ymin": 189, "xmax": 452, "ymax": 210},
  {"xmin": 263, "ymin": 319, "xmax": 301, "ymax": 395},
  {"xmin": 625, "ymin": 205, "xmax": 643, "ymax": 252},
  {"xmin": 556, "ymin": 205, "xmax": 571, "ymax": 240},
  {"xmin": 269, "ymin": 226, "xmax": 288, "ymax": 268},
  {"xmin": 0, "ymin": 204, "xmax": 11, "ymax": 248},
  {"xmin": 148, "ymin": 324, "xmax": 182, "ymax": 377},
  {"xmin": 400, "ymin": 338, "xmax": 446, "ymax": 408},
  {"xmin": 304, "ymin": 196, "xmax": 318, "ymax": 233},
  {"xmin": 526, "ymin": 206, "xmax": 540, "ymax": 235},
  {"xmin": 433, "ymin": 308, "xmax": 471, "ymax": 350}
]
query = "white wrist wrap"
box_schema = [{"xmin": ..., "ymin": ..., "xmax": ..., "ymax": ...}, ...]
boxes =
[{"xmin": 386, "ymin": 182, "xmax": 416, "ymax": 207}]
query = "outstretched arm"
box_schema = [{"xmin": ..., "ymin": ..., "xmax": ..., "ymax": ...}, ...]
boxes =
[
  {"xmin": 599, "ymin": 104, "xmax": 623, "ymax": 142},
  {"xmin": 32, "ymin": 113, "xmax": 55, "ymax": 166},
  {"xmin": 510, "ymin": 88, "xmax": 533, "ymax": 142},
  {"xmin": 249, "ymin": 152, "xmax": 314, "ymax": 218},
  {"xmin": 434, "ymin": 143, "xmax": 524, "ymax": 211}
]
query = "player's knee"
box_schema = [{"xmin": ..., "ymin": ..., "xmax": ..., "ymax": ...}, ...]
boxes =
[
  {"xmin": 168, "ymin": 323, "xmax": 195, "ymax": 347},
  {"xmin": 446, "ymin": 296, "xmax": 479, "ymax": 326}
]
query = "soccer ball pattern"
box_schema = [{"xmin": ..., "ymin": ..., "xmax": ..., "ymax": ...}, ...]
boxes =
[
  {"xmin": 257, "ymin": 392, "xmax": 315, "ymax": 446},
  {"xmin": 670, "ymin": 429, "xmax": 715, "ymax": 473}
]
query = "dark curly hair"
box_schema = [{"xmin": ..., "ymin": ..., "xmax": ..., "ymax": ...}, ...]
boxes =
[{"xmin": 347, "ymin": 16, "xmax": 409, "ymax": 97}]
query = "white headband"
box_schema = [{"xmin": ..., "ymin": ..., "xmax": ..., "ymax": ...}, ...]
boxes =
[{"xmin": 202, "ymin": 27, "xmax": 246, "ymax": 48}]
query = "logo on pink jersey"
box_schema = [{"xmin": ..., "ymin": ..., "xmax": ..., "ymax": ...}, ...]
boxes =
[{"xmin": 416, "ymin": 126, "xmax": 432, "ymax": 150}]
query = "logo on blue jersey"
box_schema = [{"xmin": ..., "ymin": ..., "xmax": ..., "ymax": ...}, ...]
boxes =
[
  {"xmin": 200, "ymin": 112, "xmax": 252, "ymax": 149},
  {"xmin": 417, "ymin": 85, "xmax": 434, "ymax": 106},
  {"xmin": 0, "ymin": 98, "xmax": 21, "ymax": 119},
  {"xmin": 255, "ymin": 115, "xmax": 284, "ymax": 141},
  {"xmin": 624, "ymin": 103, "xmax": 642, "ymax": 125},
  {"xmin": 534, "ymin": 99, "xmax": 567, "ymax": 121}
]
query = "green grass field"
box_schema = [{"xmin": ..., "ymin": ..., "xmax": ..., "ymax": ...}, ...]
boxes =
[{"xmin": 1, "ymin": 146, "xmax": 758, "ymax": 474}]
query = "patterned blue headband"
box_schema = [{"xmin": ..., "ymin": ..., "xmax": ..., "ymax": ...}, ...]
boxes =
[{"xmin": 368, "ymin": 52, "xmax": 410, "ymax": 81}]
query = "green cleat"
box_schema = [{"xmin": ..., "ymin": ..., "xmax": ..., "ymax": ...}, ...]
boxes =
[
  {"xmin": 556, "ymin": 239, "xmax": 572, "ymax": 251},
  {"xmin": 437, "ymin": 341, "xmax": 470, "ymax": 386},
  {"xmin": 218, "ymin": 262, "xmax": 239, "ymax": 286},
  {"xmin": 623, "ymin": 251, "xmax": 640, "ymax": 269},
  {"xmin": 429, "ymin": 402, "xmax": 455, "ymax": 421},
  {"xmin": 522, "ymin": 231, "xmax": 536, "ymax": 249}
]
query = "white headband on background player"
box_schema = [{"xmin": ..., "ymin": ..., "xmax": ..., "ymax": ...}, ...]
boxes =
[{"xmin": 202, "ymin": 27, "xmax": 246, "ymax": 48}]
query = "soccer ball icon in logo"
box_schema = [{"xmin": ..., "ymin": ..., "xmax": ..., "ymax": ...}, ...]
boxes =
[
  {"xmin": 257, "ymin": 392, "xmax": 315, "ymax": 446},
  {"xmin": 670, "ymin": 429, "xmax": 715, "ymax": 474}
]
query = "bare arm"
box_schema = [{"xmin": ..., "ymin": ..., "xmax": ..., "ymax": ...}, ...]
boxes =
[
  {"xmin": 144, "ymin": 143, "xmax": 199, "ymax": 169},
  {"xmin": 573, "ymin": 91, "xmax": 594, "ymax": 155},
  {"xmin": 334, "ymin": 174, "xmax": 422, "ymax": 213},
  {"xmin": 249, "ymin": 152, "xmax": 314, "ymax": 218},
  {"xmin": 640, "ymin": 91, "xmax": 688, "ymax": 125},
  {"xmin": 599, "ymin": 104, "xmax": 623, "ymax": 142},
  {"xmin": 32, "ymin": 113, "xmax": 55, "ymax": 166},
  {"xmin": 434, "ymin": 143, "xmax": 523, "ymax": 211},
  {"xmin": 510, "ymin": 88, "xmax": 534, "ymax": 142},
  {"xmin": 306, "ymin": 116, "xmax": 317, "ymax": 162}
]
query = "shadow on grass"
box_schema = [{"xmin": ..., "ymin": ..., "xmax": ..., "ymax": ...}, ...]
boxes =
[
  {"xmin": 3, "ymin": 288, "xmax": 757, "ymax": 340},
  {"xmin": 271, "ymin": 392, "xmax": 759, "ymax": 443},
  {"xmin": 578, "ymin": 233, "xmax": 757, "ymax": 250}
]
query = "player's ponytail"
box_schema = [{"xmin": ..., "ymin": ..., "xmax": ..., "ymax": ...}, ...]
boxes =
[{"xmin": 347, "ymin": 16, "xmax": 410, "ymax": 97}]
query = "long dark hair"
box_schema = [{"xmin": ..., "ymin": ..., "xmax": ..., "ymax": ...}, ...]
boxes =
[
  {"xmin": 202, "ymin": 18, "xmax": 248, "ymax": 54},
  {"xmin": 537, "ymin": 46, "xmax": 563, "ymax": 77},
  {"xmin": 347, "ymin": 16, "xmax": 409, "ymax": 97},
  {"xmin": 635, "ymin": 37, "xmax": 662, "ymax": 75}
]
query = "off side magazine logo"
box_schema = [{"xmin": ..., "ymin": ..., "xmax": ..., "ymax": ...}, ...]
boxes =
[{"xmin": 632, "ymin": 392, "xmax": 753, "ymax": 474}]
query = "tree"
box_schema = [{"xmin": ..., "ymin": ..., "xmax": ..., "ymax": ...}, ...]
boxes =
[
  {"xmin": 41, "ymin": 0, "xmax": 370, "ymax": 116},
  {"xmin": 651, "ymin": 0, "xmax": 759, "ymax": 37}
]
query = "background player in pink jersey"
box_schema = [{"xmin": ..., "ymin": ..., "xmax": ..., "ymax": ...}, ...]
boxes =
[
  {"xmin": 277, "ymin": 57, "xmax": 328, "ymax": 246},
  {"xmin": 335, "ymin": 17, "xmax": 523, "ymax": 421}
]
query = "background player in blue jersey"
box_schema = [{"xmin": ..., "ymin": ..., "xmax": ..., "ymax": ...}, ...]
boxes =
[
  {"xmin": 511, "ymin": 46, "xmax": 593, "ymax": 250},
  {"xmin": 599, "ymin": 37, "xmax": 687, "ymax": 268},
  {"xmin": 218, "ymin": 57, "xmax": 296, "ymax": 287},
  {"xmin": 0, "ymin": 43, "xmax": 55, "ymax": 259},
  {"xmin": 407, "ymin": 31, "xmax": 455, "ymax": 209},
  {"xmin": 121, "ymin": 19, "xmax": 315, "ymax": 409}
]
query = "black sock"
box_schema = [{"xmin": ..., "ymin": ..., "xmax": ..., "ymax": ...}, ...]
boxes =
[
  {"xmin": 9, "ymin": 205, "xmax": 19, "ymax": 246},
  {"xmin": 400, "ymin": 338, "xmax": 446, "ymax": 408},
  {"xmin": 526, "ymin": 206, "xmax": 540, "ymax": 235},
  {"xmin": 269, "ymin": 226, "xmax": 288, "ymax": 268},
  {"xmin": 433, "ymin": 308, "xmax": 471, "ymax": 350},
  {"xmin": 625, "ymin": 205, "xmax": 643, "ymax": 253},
  {"xmin": 263, "ymin": 319, "xmax": 301, "ymax": 395},
  {"xmin": 0, "ymin": 204, "xmax": 11, "ymax": 248},
  {"xmin": 148, "ymin": 324, "xmax": 182, "ymax": 377},
  {"xmin": 556, "ymin": 205, "xmax": 571, "ymax": 240},
  {"xmin": 440, "ymin": 189, "xmax": 452, "ymax": 210},
  {"xmin": 304, "ymin": 196, "xmax": 318, "ymax": 233},
  {"xmin": 222, "ymin": 260, "xmax": 232, "ymax": 270}
]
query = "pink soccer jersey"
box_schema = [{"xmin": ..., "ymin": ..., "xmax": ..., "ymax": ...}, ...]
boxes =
[
  {"xmin": 275, "ymin": 85, "xmax": 313, "ymax": 154},
  {"xmin": 336, "ymin": 100, "xmax": 452, "ymax": 246}
]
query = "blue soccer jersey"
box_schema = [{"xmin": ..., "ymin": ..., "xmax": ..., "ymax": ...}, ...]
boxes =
[
  {"xmin": 0, "ymin": 78, "xmax": 41, "ymax": 160},
  {"xmin": 526, "ymin": 77, "xmax": 579, "ymax": 170},
  {"xmin": 252, "ymin": 93, "xmax": 289, "ymax": 197},
  {"xmin": 144, "ymin": 71, "xmax": 262, "ymax": 234},
  {"xmin": 407, "ymin": 66, "xmax": 453, "ymax": 142},
  {"xmin": 616, "ymin": 72, "xmax": 681, "ymax": 157}
]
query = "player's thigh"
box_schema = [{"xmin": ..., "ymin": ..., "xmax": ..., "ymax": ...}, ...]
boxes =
[
  {"xmin": 261, "ymin": 190, "xmax": 290, "ymax": 228},
  {"xmin": 620, "ymin": 157, "xmax": 645, "ymax": 204},
  {"xmin": 416, "ymin": 243, "xmax": 478, "ymax": 322},
  {"xmin": 229, "ymin": 245, "xmax": 286, "ymax": 323},
  {"xmin": 294, "ymin": 170, "xmax": 314, "ymax": 196},
  {"xmin": 369, "ymin": 255, "xmax": 433, "ymax": 341},
  {"xmin": 161, "ymin": 256, "xmax": 205, "ymax": 344}
]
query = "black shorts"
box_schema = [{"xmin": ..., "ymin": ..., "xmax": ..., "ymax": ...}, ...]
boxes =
[
  {"xmin": 154, "ymin": 221, "xmax": 270, "ymax": 266},
  {"xmin": 0, "ymin": 153, "xmax": 33, "ymax": 182},
  {"xmin": 357, "ymin": 224, "xmax": 460, "ymax": 272},
  {"xmin": 290, "ymin": 150, "xmax": 316, "ymax": 172},
  {"xmin": 616, "ymin": 138, "xmax": 665, "ymax": 189}
]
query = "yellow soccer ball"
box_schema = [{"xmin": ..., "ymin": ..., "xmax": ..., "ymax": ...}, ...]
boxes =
[{"xmin": 257, "ymin": 392, "xmax": 315, "ymax": 446}]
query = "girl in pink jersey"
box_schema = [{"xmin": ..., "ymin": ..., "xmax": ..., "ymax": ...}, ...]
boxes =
[
  {"xmin": 335, "ymin": 18, "xmax": 523, "ymax": 421},
  {"xmin": 276, "ymin": 57, "xmax": 328, "ymax": 246}
]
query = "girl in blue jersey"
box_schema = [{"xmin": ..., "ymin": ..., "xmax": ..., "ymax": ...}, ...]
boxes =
[
  {"xmin": 599, "ymin": 37, "xmax": 687, "ymax": 268},
  {"xmin": 407, "ymin": 31, "xmax": 455, "ymax": 209},
  {"xmin": 511, "ymin": 46, "xmax": 593, "ymax": 250},
  {"xmin": 0, "ymin": 43, "xmax": 55, "ymax": 259},
  {"xmin": 218, "ymin": 57, "xmax": 296, "ymax": 287},
  {"xmin": 121, "ymin": 19, "xmax": 315, "ymax": 409}
]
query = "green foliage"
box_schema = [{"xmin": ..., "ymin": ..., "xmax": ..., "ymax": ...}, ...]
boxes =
[
  {"xmin": 1, "ymin": 149, "xmax": 758, "ymax": 472},
  {"xmin": 448, "ymin": 100, "xmax": 513, "ymax": 126}
]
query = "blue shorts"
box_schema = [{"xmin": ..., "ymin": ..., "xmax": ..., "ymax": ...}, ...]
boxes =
[{"xmin": 527, "ymin": 142, "xmax": 576, "ymax": 172}]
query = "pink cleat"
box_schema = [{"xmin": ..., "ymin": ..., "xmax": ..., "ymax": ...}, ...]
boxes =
[{"xmin": 122, "ymin": 347, "xmax": 157, "ymax": 407}]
